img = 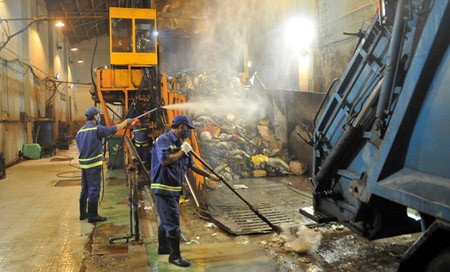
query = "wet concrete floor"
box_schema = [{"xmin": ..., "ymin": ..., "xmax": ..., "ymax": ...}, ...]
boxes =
[
  {"xmin": 0, "ymin": 143, "xmax": 417, "ymax": 271},
  {"xmin": 140, "ymin": 174, "xmax": 418, "ymax": 271}
]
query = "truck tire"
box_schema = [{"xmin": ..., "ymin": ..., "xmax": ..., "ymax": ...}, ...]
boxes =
[{"xmin": 425, "ymin": 247, "xmax": 450, "ymax": 272}]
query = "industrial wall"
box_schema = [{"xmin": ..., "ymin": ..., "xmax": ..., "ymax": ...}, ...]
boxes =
[
  {"xmin": 314, "ymin": 0, "xmax": 377, "ymax": 92},
  {"xmin": 68, "ymin": 36, "xmax": 110, "ymax": 133},
  {"xmin": 0, "ymin": 0, "xmax": 74, "ymax": 165},
  {"xmin": 0, "ymin": 0, "xmax": 378, "ymax": 167}
]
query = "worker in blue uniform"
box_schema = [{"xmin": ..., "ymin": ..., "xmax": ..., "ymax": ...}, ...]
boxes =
[
  {"xmin": 76, "ymin": 106, "xmax": 132, "ymax": 223},
  {"xmin": 132, "ymin": 118, "xmax": 151, "ymax": 171},
  {"xmin": 151, "ymin": 115, "xmax": 220, "ymax": 267}
]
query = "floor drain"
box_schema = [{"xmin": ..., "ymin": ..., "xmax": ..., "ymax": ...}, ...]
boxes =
[{"xmin": 207, "ymin": 203, "xmax": 295, "ymax": 235}]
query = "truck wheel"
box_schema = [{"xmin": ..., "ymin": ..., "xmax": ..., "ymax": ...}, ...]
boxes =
[{"xmin": 425, "ymin": 247, "xmax": 450, "ymax": 272}]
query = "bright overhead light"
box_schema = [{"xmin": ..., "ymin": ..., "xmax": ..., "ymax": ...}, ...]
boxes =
[
  {"xmin": 77, "ymin": 59, "xmax": 84, "ymax": 64},
  {"xmin": 284, "ymin": 17, "xmax": 315, "ymax": 53},
  {"xmin": 70, "ymin": 47, "xmax": 78, "ymax": 51},
  {"xmin": 54, "ymin": 21, "xmax": 65, "ymax": 28}
]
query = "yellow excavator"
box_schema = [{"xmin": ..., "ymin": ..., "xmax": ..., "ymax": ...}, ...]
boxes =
[{"xmin": 93, "ymin": 7, "xmax": 207, "ymax": 206}]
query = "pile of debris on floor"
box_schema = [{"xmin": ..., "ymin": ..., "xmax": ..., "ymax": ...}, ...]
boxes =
[{"xmin": 173, "ymin": 69, "xmax": 306, "ymax": 180}]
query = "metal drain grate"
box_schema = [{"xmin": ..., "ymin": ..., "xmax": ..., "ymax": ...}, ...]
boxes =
[
  {"xmin": 55, "ymin": 179, "xmax": 81, "ymax": 186},
  {"xmin": 208, "ymin": 203, "xmax": 294, "ymax": 235}
]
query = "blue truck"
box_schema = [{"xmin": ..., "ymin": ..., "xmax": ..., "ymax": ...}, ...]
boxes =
[{"xmin": 305, "ymin": 0, "xmax": 450, "ymax": 270}]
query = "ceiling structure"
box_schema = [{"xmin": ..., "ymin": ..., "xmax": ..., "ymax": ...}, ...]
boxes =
[
  {"xmin": 44, "ymin": 0, "xmax": 209, "ymax": 44},
  {"xmin": 44, "ymin": 0, "xmax": 155, "ymax": 44}
]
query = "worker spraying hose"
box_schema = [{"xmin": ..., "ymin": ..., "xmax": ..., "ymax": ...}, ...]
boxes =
[{"xmin": 75, "ymin": 106, "xmax": 133, "ymax": 223}]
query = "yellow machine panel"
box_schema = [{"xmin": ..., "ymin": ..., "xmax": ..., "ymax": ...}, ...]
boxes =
[{"xmin": 109, "ymin": 7, "xmax": 158, "ymax": 65}]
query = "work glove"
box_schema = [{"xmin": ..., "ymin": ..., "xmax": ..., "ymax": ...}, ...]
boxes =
[
  {"xmin": 180, "ymin": 142, "xmax": 192, "ymax": 155},
  {"xmin": 127, "ymin": 119, "xmax": 138, "ymax": 126}
]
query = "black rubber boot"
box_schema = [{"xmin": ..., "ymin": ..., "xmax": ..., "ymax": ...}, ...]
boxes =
[
  {"xmin": 158, "ymin": 227, "xmax": 170, "ymax": 254},
  {"xmin": 168, "ymin": 236, "xmax": 190, "ymax": 267},
  {"xmin": 79, "ymin": 200, "xmax": 88, "ymax": 220},
  {"xmin": 88, "ymin": 203, "xmax": 107, "ymax": 223}
]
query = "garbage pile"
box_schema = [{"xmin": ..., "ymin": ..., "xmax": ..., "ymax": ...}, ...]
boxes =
[{"xmin": 174, "ymin": 69, "xmax": 305, "ymax": 180}]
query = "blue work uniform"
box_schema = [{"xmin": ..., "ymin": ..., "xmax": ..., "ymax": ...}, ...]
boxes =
[
  {"xmin": 132, "ymin": 124, "xmax": 150, "ymax": 168},
  {"xmin": 76, "ymin": 121, "xmax": 117, "ymax": 205},
  {"xmin": 150, "ymin": 131, "xmax": 193, "ymax": 237}
]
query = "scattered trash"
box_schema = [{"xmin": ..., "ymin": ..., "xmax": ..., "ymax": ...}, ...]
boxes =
[
  {"xmin": 277, "ymin": 223, "xmax": 322, "ymax": 254},
  {"xmin": 289, "ymin": 160, "xmax": 307, "ymax": 175},
  {"xmin": 299, "ymin": 257, "xmax": 311, "ymax": 263},
  {"xmin": 205, "ymin": 179, "xmax": 219, "ymax": 190},
  {"xmin": 174, "ymin": 69, "xmax": 296, "ymax": 181},
  {"xmin": 232, "ymin": 184, "xmax": 248, "ymax": 190},
  {"xmin": 331, "ymin": 224, "xmax": 344, "ymax": 231}
]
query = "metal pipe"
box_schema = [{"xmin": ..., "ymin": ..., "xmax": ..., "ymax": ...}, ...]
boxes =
[
  {"xmin": 133, "ymin": 107, "xmax": 160, "ymax": 120},
  {"xmin": 184, "ymin": 174, "xmax": 200, "ymax": 208},
  {"xmin": 314, "ymin": 126, "xmax": 362, "ymax": 192},
  {"xmin": 376, "ymin": 0, "xmax": 409, "ymax": 119}
]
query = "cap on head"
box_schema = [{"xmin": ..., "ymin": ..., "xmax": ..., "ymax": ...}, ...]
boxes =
[
  {"xmin": 85, "ymin": 106, "xmax": 100, "ymax": 118},
  {"xmin": 172, "ymin": 115, "xmax": 195, "ymax": 129}
]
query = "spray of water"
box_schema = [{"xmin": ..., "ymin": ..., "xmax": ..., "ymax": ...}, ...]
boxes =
[{"xmin": 162, "ymin": 96, "xmax": 268, "ymax": 121}]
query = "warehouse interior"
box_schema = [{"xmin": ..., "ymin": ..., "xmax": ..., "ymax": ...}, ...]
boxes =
[{"xmin": 0, "ymin": 0, "xmax": 449, "ymax": 271}]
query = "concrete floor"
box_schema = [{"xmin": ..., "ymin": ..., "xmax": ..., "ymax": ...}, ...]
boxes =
[
  {"xmin": 0, "ymin": 145, "xmax": 92, "ymax": 271},
  {"xmin": 0, "ymin": 144, "xmax": 285, "ymax": 271},
  {"xmin": 0, "ymin": 143, "xmax": 418, "ymax": 271}
]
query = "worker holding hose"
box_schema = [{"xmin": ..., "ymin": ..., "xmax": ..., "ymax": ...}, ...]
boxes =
[
  {"xmin": 76, "ymin": 106, "xmax": 133, "ymax": 223},
  {"xmin": 150, "ymin": 115, "xmax": 220, "ymax": 267}
]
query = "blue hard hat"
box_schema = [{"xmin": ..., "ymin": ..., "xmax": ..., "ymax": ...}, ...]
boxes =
[
  {"xmin": 172, "ymin": 115, "xmax": 195, "ymax": 129},
  {"xmin": 85, "ymin": 106, "xmax": 99, "ymax": 118}
]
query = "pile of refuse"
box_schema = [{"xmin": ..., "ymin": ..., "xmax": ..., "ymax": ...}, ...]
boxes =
[{"xmin": 174, "ymin": 69, "xmax": 305, "ymax": 180}]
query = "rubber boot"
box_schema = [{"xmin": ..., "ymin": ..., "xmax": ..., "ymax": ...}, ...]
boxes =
[
  {"xmin": 88, "ymin": 203, "xmax": 107, "ymax": 223},
  {"xmin": 158, "ymin": 227, "xmax": 170, "ymax": 254},
  {"xmin": 79, "ymin": 200, "xmax": 88, "ymax": 220},
  {"xmin": 168, "ymin": 236, "xmax": 190, "ymax": 267}
]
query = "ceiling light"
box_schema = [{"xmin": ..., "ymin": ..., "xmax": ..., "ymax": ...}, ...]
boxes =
[
  {"xmin": 70, "ymin": 47, "xmax": 78, "ymax": 51},
  {"xmin": 77, "ymin": 59, "xmax": 84, "ymax": 64},
  {"xmin": 54, "ymin": 21, "xmax": 65, "ymax": 28}
]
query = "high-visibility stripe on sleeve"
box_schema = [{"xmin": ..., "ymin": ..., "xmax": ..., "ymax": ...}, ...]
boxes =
[{"xmin": 77, "ymin": 127, "xmax": 97, "ymax": 134}]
